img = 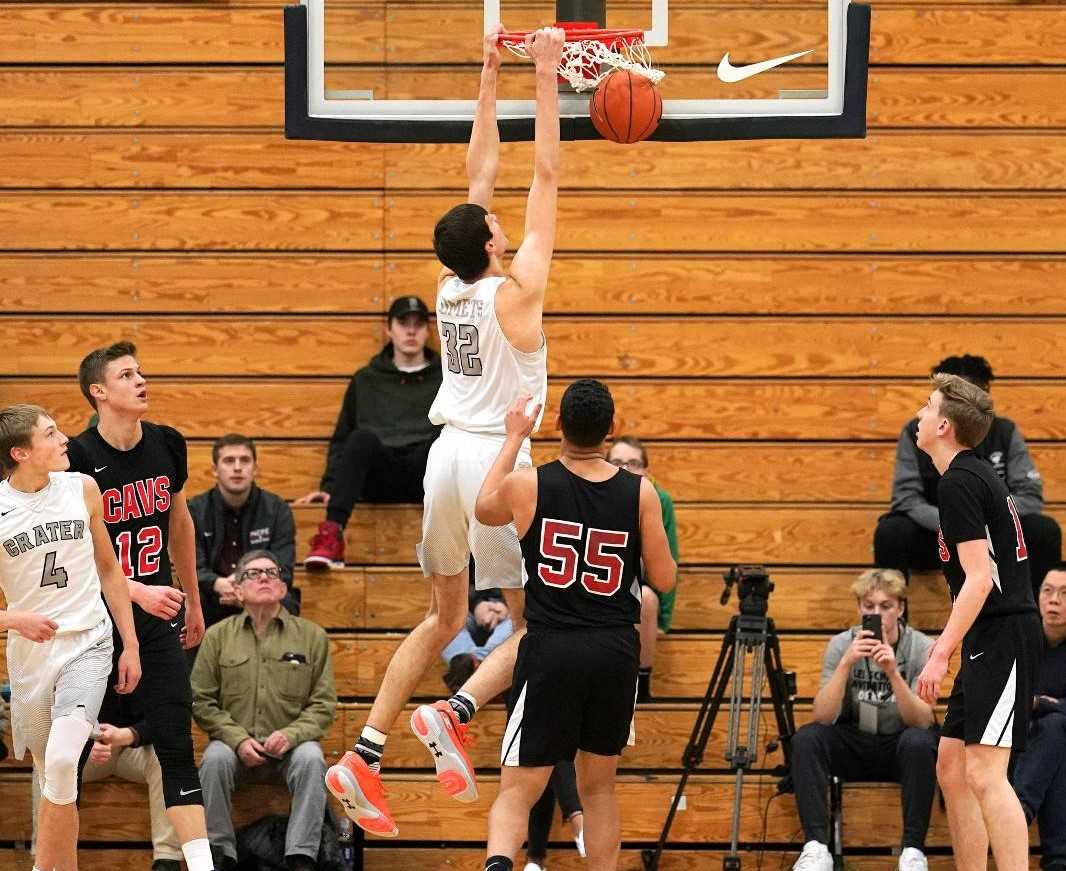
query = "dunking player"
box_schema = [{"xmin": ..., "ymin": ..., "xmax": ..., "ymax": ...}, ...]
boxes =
[
  {"xmin": 913, "ymin": 373, "xmax": 1042, "ymax": 871},
  {"xmin": 66, "ymin": 342, "xmax": 215, "ymax": 871},
  {"xmin": 474, "ymin": 381, "xmax": 676, "ymax": 871},
  {"xmin": 325, "ymin": 26, "xmax": 566, "ymax": 836},
  {"xmin": 0, "ymin": 404, "xmax": 140, "ymax": 871}
]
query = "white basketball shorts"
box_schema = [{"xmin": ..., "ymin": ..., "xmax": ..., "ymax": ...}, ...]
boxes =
[{"xmin": 417, "ymin": 426, "xmax": 531, "ymax": 591}]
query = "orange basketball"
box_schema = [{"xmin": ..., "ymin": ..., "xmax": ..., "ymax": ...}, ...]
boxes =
[{"xmin": 589, "ymin": 69, "xmax": 662, "ymax": 144}]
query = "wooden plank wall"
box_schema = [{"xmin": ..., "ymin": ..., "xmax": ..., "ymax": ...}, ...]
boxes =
[{"xmin": 0, "ymin": 1, "xmax": 1063, "ymax": 865}]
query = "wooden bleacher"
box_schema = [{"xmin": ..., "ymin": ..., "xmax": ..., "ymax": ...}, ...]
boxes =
[{"xmin": 2, "ymin": 0, "xmax": 1064, "ymax": 865}]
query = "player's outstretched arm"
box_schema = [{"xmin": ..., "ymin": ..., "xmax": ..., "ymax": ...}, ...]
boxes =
[
  {"xmin": 506, "ymin": 27, "xmax": 564, "ymax": 304},
  {"xmin": 475, "ymin": 394, "xmax": 541, "ymax": 527},
  {"xmin": 83, "ymin": 475, "xmax": 141, "ymax": 694},
  {"xmin": 168, "ymin": 489, "xmax": 206, "ymax": 649},
  {"xmin": 916, "ymin": 538, "xmax": 993, "ymax": 703},
  {"xmin": 466, "ymin": 23, "xmax": 504, "ymax": 209},
  {"xmin": 638, "ymin": 477, "xmax": 677, "ymax": 593}
]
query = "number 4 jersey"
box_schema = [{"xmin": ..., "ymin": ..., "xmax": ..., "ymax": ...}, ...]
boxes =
[
  {"xmin": 0, "ymin": 472, "xmax": 110, "ymax": 633},
  {"xmin": 428, "ymin": 275, "xmax": 548, "ymax": 436},
  {"xmin": 66, "ymin": 422, "xmax": 188, "ymax": 587},
  {"xmin": 520, "ymin": 461, "xmax": 644, "ymax": 630}
]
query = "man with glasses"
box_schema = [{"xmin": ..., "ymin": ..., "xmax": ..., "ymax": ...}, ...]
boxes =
[
  {"xmin": 606, "ymin": 436, "xmax": 680, "ymax": 701},
  {"xmin": 1012, "ymin": 567, "xmax": 1066, "ymax": 871},
  {"xmin": 191, "ymin": 550, "xmax": 337, "ymax": 871}
]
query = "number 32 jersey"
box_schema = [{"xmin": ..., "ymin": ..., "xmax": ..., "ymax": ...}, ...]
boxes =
[
  {"xmin": 428, "ymin": 275, "xmax": 547, "ymax": 436},
  {"xmin": 0, "ymin": 472, "xmax": 109, "ymax": 633},
  {"xmin": 67, "ymin": 422, "xmax": 188, "ymax": 587}
]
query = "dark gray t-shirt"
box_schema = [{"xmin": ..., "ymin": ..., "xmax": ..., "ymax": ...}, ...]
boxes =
[{"xmin": 820, "ymin": 623, "xmax": 934, "ymax": 735}]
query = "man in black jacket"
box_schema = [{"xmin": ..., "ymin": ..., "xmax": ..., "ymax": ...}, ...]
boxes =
[
  {"xmin": 874, "ymin": 354, "xmax": 1061, "ymax": 595},
  {"xmin": 188, "ymin": 434, "xmax": 297, "ymax": 631},
  {"xmin": 299, "ymin": 296, "xmax": 443, "ymax": 570},
  {"xmin": 1012, "ymin": 566, "xmax": 1066, "ymax": 871}
]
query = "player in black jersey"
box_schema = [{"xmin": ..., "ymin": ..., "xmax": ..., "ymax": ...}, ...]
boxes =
[
  {"xmin": 66, "ymin": 342, "xmax": 215, "ymax": 871},
  {"xmin": 913, "ymin": 373, "xmax": 1041, "ymax": 871},
  {"xmin": 472, "ymin": 380, "xmax": 676, "ymax": 871}
]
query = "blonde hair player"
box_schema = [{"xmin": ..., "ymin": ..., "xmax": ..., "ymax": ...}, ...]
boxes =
[
  {"xmin": 914, "ymin": 374, "xmax": 1042, "ymax": 871},
  {"xmin": 326, "ymin": 26, "xmax": 567, "ymax": 837},
  {"xmin": 0, "ymin": 405, "xmax": 141, "ymax": 871}
]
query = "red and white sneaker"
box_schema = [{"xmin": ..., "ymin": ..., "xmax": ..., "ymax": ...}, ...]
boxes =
[
  {"xmin": 304, "ymin": 520, "xmax": 345, "ymax": 571},
  {"xmin": 410, "ymin": 701, "xmax": 478, "ymax": 803},
  {"xmin": 325, "ymin": 751, "xmax": 398, "ymax": 838}
]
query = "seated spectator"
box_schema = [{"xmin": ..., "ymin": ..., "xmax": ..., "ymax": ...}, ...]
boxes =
[
  {"xmin": 188, "ymin": 433, "xmax": 298, "ymax": 633},
  {"xmin": 1013, "ymin": 566, "xmax": 1066, "ymax": 871},
  {"xmin": 607, "ymin": 436, "xmax": 679, "ymax": 701},
  {"xmin": 524, "ymin": 760, "xmax": 585, "ymax": 871},
  {"xmin": 441, "ymin": 580, "xmax": 514, "ymax": 694},
  {"xmin": 191, "ymin": 550, "xmax": 337, "ymax": 871},
  {"xmin": 790, "ymin": 569, "xmax": 938, "ymax": 871},
  {"xmin": 874, "ymin": 354, "xmax": 1061, "ymax": 595},
  {"xmin": 298, "ymin": 296, "xmax": 442, "ymax": 570}
]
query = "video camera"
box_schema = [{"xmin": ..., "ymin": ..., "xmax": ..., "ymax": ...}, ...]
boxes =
[{"xmin": 720, "ymin": 564, "xmax": 774, "ymax": 617}]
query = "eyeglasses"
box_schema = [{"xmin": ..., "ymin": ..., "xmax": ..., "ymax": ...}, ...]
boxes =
[
  {"xmin": 238, "ymin": 567, "xmax": 281, "ymax": 583},
  {"xmin": 609, "ymin": 458, "xmax": 645, "ymax": 471}
]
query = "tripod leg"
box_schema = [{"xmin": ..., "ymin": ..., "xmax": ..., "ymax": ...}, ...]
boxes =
[{"xmin": 644, "ymin": 619, "xmax": 739, "ymax": 870}]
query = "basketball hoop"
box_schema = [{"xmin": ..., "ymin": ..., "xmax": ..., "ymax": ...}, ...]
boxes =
[{"xmin": 498, "ymin": 23, "xmax": 665, "ymax": 93}]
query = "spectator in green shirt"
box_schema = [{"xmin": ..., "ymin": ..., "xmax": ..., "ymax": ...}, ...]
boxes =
[
  {"xmin": 191, "ymin": 550, "xmax": 337, "ymax": 871},
  {"xmin": 608, "ymin": 436, "xmax": 680, "ymax": 701}
]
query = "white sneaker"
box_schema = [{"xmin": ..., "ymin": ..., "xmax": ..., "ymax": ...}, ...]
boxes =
[
  {"xmin": 792, "ymin": 841, "xmax": 833, "ymax": 871},
  {"xmin": 523, "ymin": 864, "xmax": 545, "ymax": 871},
  {"xmin": 575, "ymin": 829, "xmax": 586, "ymax": 857},
  {"xmin": 898, "ymin": 847, "xmax": 928, "ymax": 871}
]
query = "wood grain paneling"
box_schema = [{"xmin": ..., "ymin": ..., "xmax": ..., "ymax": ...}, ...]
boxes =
[
  {"xmin": 2, "ymin": 68, "xmax": 1063, "ymax": 129},
  {"xmin": 5, "ymin": 254, "xmax": 1066, "ymax": 315},
  {"xmin": 10, "ymin": 377, "xmax": 1066, "ymax": 441}
]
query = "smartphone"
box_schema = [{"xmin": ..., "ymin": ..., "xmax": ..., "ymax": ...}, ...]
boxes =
[{"xmin": 861, "ymin": 613, "xmax": 883, "ymax": 642}]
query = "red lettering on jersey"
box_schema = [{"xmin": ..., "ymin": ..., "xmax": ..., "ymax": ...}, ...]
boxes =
[
  {"xmin": 581, "ymin": 528, "xmax": 629, "ymax": 596},
  {"xmin": 102, "ymin": 488, "xmax": 123, "ymax": 523},
  {"xmin": 937, "ymin": 528, "xmax": 950, "ymax": 563},
  {"xmin": 538, "ymin": 519, "xmax": 582, "ymax": 588},
  {"xmin": 121, "ymin": 484, "xmax": 142, "ymax": 520},
  {"xmin": 155, "ymin": 477, "xmax": 171, "ymax": 512},
  {"xmin": 135, "ymin": 479, "xmax": 156, "ymax": 515}
]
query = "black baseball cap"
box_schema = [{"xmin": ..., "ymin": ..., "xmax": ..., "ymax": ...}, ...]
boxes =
[{"xmin": 387, "ymin": 296, "xmax": 430, "ymax": 322}]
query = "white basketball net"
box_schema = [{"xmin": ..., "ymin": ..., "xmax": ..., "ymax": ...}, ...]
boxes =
[{"xmin": 501, "ymin": 34, "xmax": 665, "ymax": 93}]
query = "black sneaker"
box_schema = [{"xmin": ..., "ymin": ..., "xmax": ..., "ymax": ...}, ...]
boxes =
[{"xmin": 151, "ymin": 862, "xmax": 182, "ymax": 871}]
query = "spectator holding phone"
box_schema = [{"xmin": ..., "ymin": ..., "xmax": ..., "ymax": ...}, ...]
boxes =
[
  {"xmin": 190, "ymin": 550, "xmax": 337, "ymax": 871},
  {"xmin": 789, "ymin": 569, "xmax": 939, "ymax": 871}
]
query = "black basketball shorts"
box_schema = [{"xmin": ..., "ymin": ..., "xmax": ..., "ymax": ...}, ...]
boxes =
[
  {"xmin": 501, "ymin": 625, "xmax": 639, "ymax": 767},
  {"xmin": 941, "ymin": 612, "xmax": 1042, "ymax": 749}
]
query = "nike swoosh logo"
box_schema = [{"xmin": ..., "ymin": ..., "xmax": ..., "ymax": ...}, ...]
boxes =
[
  {"xmin": 969, "ymin": 652, "xmax": 985, "ymax": 660},
  {"xmin": 170, "ymin": 621, "xmax": 181, "ymax": 628},
  {"xmin": 717, "ymin": 49, "xmax": 814, "ymax": 83},
  {"xmin": 0, "ymin": 509, "xmax": 14, "ymax": 517},
  {"xmin": 178, "ymin": 787, "xmax": 201, "ymax": 796},
  {"xmin": 94, "ymin": 466, "xmax": 108, "ymax": 473}
]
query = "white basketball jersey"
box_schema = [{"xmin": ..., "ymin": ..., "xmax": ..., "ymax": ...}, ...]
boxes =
[
  {"xmin": 0, "ymin": 472, "xmax": 109, "ymax": 634},
  {"xmin": 428, "ymin": 275, "xmax": 548, "ymax": 436}
]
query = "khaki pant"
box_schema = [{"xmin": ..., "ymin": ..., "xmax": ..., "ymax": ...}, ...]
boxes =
[{"xmin": 33, "ymin": 744, "xmax": 183, "ymax": 862}]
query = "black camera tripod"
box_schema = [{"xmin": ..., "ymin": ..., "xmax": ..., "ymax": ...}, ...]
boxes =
[{"xmin": 644, "ymin": 566, "xmax": 797, "ymax": 871}]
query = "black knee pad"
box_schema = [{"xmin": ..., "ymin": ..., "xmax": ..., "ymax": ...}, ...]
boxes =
[{"xmin": 151, "ymin": 707, "xmax": 202, "ymax": 807}]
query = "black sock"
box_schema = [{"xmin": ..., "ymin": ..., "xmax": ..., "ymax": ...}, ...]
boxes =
[
  {"xmin": 485, "ymin": 857, "xmax": 513, "ymax": 871},
  {"xmin": 325, "ymin": 507, "xmax": 349, "ymax": 528},
  {"xmin": 354, "ymin": 737, "xmax": 384, "ymax": 772},
  {"xmin": 638, "ymin": 667, "xmax": 652, "ymax": 702},
  {"xmin": 448, "ymin": 692, "xmax": 477, "ymax": 725}
]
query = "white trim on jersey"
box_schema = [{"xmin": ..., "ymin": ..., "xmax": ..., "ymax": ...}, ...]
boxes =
[
  {"xmin": 980, "ymin": 658, "xmax": 1017, "ymax": 747},
  {"xmin": 501, "ymin": 682, "xmax": 528, "ymax": 767},
  {"xmin": 985, "ymin": 525, "xmax": 1002, "ymax": 592}
]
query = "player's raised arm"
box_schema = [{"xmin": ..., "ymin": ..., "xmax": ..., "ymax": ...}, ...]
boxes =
[
  {"xmin": 466, "ymin": 23, "xmax": 504, "ymax": 209},
  {"xmin": 83, "ymin": 474, "xmax": 141, "ymax": 694},
  {"xmin": 475, "ymin": 394, "xmax": 541, "ymax": 527},
  {"xmin": 639, "ymin": 477, "xmax": 677, "ymax": 593},
  {"xmin": 506, "ymin": 27, "xmax": 565, "ymax": 301}
]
